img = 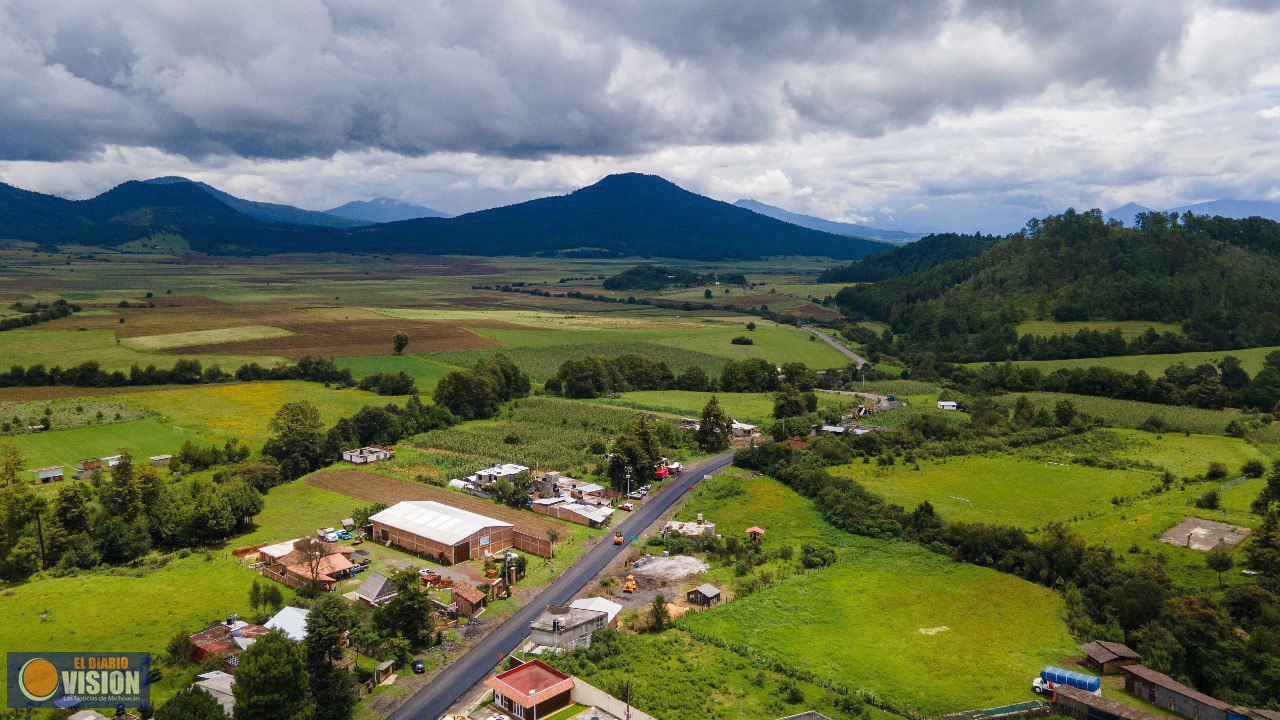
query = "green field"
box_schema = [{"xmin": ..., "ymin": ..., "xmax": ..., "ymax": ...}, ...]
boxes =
[
  {"xmin": 122, "ymin": 324, "xmax": 294, "ymax": 350},
  {"xmin": 681, "ymin": 537, "xmax": 1076, "ymax": 716},
  {"xmin": 336, "ymin": 354, "xmax": 457, "ymax": 391},
  {"xmin": 10, "ymin": 417, "xmax": 207, "ymax": 471},
  {"xmin": 0, "ymin": 327, "xmax": 282, "ymax": 372},
  {"xmin": 0, "ymin": 397, "xmax": 145, "ymax": 435},
  {"xmin": 676, "ymin": 468, "xmax": 855, "ymax": 549},
  {"xmin": 1015, "ymin": 320, "xmax": 1185, "ymax": 339},
  {"xmin": 998, "ymin": 345, "xmax": 1280, "ymax": 375},
  {"xmin": 593, "ymin": 389, "xmax": 854, "ymax": 426},
  {"xmin": 833, "ymin": 454, "xmax": 1156, "ymax": 529}
]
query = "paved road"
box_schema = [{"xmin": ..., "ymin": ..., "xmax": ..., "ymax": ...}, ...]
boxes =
[
  {"xmin": 387, "ymin": 449, "xmax": 737, "ymax": 720},
  {"xmin": 803, "ymin": 324, "xmax": 869, "ymax": 368}
]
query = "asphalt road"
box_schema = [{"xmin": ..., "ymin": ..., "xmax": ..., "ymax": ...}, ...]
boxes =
[
  {"xmin": 803, "ymin": 324, "xmax": 869, "ymax": 368},
  {"xmin": 387, "ymin": 449, "xmax": 737, "ymax": 720}
]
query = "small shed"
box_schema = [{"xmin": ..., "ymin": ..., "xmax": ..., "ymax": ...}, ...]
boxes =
[
  {"xmin": 1080, "ymin": 640, "xmax": 1142, "ymax": 674},
  {"xmin": 745, "ymin": 526, "xmax": 765, "ymax": 541},
  {"xmin": 150, "ymin": 454, "xmax": 173, "ymax": 467},
  {"xmin": 453, "ymin": 583, "xmax": 488, "ymax": 616},
  {"xmin": 353, "ymin": 572, "xmax": 398, "ymax": 607},
  {"xmin": 687, "ymin": 583, "xmax": 721, "ymax": 607},
  {"xmin": 938, "ymin": 400, "xmax": 958, "ymax": 410},
  {"xmin": 31, "ymin": 466, "xmax": 64, "ymax": 484}
]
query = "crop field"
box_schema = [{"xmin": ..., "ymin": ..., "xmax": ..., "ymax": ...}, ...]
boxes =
[
  {"xmin": 680, "ymin": 537, "xmax": 1077, "ymax": 717},
  {"xmin": 121, "ymin": 324, "xmax": 295, "ymax": 350},
  {"xmin": 0, "ymin": 326, "xmax": 281, "ymax": 372},
  {"xmin": 408, "ymin": 396, "xmax": 658, "ymax": 471},
  {"xmin": 1015, "ymin": 320, "xmax": 1185, "ymax": 339},
  {"xmin": 997, "ymin": 345, "xmax": 1280, "ymax": 375},
  {"xmin": 833, "ymin": 454, "xmax": 1157, "ymax": 529},
  {"xmin": 335, "ymin": 354, "xmax": 457, "ymax": 391},
  {"xmin": 9, "ymin": 417, "xmax": 207, "ymax": 471},
  {"xmin": 593, "ymin": 390, "xmax": 854, "ymax": 426},
  {"xmin": 1003, "ymin": 392, "xmax": 1280, "ymax": 441},
  {"xmin": 120, "ymin": 381, "xmax": 392, "ymax": 442}
]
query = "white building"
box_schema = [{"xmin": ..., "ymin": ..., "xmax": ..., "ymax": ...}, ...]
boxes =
[
  {"xmin": 265, "ymin": 606, "xmax": 311, "ymax": 642},
  {"xmin": 937, "ymin": 400, "xmax": 958, "ymax": 411},
  {"xmin": 342, "ymin": 446, "xmax": 395, "ymax": 464},
  {"xmin": 471, "ymin": 462, "xmax": 530, "ymax": 486},
  {"xmin": 193, "ymin": 670, "xmax": 236, "ymax": 717},
  {"xmin": 569, "ymin": 597, "xmax": 623, "ymax": 626},
  {"xmin": 731, "ymin": 421, "xmax": 759, "ymax": 438},
  {"xmin": 31, "ymin": 466, "xmax": 63, "ymax": 484}
]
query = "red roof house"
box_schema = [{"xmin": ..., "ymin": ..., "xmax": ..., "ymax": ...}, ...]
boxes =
[{"xmin": 484, "ymin": 660, "xmax": 574, "ymax": 720}]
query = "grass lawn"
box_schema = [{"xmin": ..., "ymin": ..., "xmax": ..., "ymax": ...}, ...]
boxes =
[
  {"xmin": 997, "ymin": 345, "xmax": 1280, "ymax": 375},
  {"xmin": 120, "ymin": 380, "xmax": 393, "ymax": 443},
  {"xmin": 680, "ymin": 538, "xmax": 1077, "ymax": 717},
  {"xmin": 10, "ymin": 417, "xmax": 207, "ymax": 471},
  {"xmin": 1103, "ymin": 428, "xmax": 1268, "ymax": 476},
  {"xmin": 1015, "ymin": 320, "xmax": 1184, "ymax": 340},
  {"xmin": 675, "ymin": 468, "xmax": 855, "ymax": 549},
  {"xmin": 593, "ymin": 390, "xmax": 854, "ymax": 426},
  {"xmin": 832, "ymin": 454, "xmax": 1157, "ymax": 529}
]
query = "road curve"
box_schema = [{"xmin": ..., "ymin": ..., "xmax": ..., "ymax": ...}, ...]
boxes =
[
  {"xmin": 803, "ymin": 324, "xmax": 869, "ymax": 368},
  {"xmin": 388, "ymin": 449, "xmax": 737, "ymax": 720}
]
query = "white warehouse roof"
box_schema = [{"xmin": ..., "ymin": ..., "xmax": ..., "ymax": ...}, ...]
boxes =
[{"xmin": 369, "ymin": 501, "xmax": 513, "ymax": 546}]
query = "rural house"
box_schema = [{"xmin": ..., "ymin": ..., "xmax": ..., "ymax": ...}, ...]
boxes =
[
  {"xmin": 938, "ymin": 400, "xmax": 958, "ymax": 410},
  {"xmin": 470, "ymin": 462, "xmax": 530, "ymax": 489},
  {"xmin": 664, "ymin": 514, "xmax": 716, "ymax": 538},
  {"xmin": 1080, "ymin": 641, "xmax": 1142, "ymax": 675},
  {"xmin": 1052, "ymin": 684, "xmax": 1164, "ymax": 720},
  {"xmin": 484, "ymin": 660, "xmax": 575, "ymax": 720},
  {"xmin": 74, "ymin": 459, "xmax": 101, "ymax": 479},
  {"xmin": 264, "ymin": 606, "xmax": 311, "ymax": 642},
  {"xmin": 530, "ymin": 497, "xmax": 614, "ymax": 527},
  {"xmin": 186, "ymin": 620, "xmax": 270, "ymax": 668},
  {"xmin": 369, "ymin": 500, "xmax": 514, "ymax": 564},
  {"xmin": 341, "ymin": 446, "xmax": 394, "ymax": 464},
  {"xmin": 687, "ymin": 583, "xmax": 722, "ymax": 607},
  {"xmin": 568, "ymin": 597, "xmax": 622, "ymax": 626},
  {"xmin": 1122, "ymin": 665, "xmax": 1234, "ymax": 720},
  {"xmin": 150, "ymin": 454, "xmax": 172, "ymax": 467},
  {"xmin": 528, "ymin": 604, "xmax": 610, "ymax": 652},
  {"xmin": 731, "ymin": 420, "xmax": 759, "ymax": 438},
  {"xmin": 352, "ymin": 572, "xmax": 398, "ymax": 607},
  {"xmin": 193, "ymin": 670, "xmax": 236, "ymax": 716},
  {"xmin": 261, "ymin": 539, "xmax": 360, "ymax": 591}
]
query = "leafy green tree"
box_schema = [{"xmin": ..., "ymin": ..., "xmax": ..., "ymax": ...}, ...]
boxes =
[
  {"xmin": 101, "ymin": 450, "xmax": 142, "ymax": 521},
  {"xmin": 695, "ymin": 395, "xmax": 732, "ymax": 451},
  {"xmin": 474, "ymin": 353, "xmax": 531, "ymax": 401},
  {"xmin": 156, "ymin": 686, "xmax": 227, "ymax": 720},
  {"xmin": 392, "ymin": 331, "xmax": 409, "ymax": 355},
  {"xmin": 432, "ymin": 370, "xmax": 500, "ymax": 419},
  {"xmin": 772, "ymin": 383, "xmax": 807, "ymax": 419},
  {"xmin": 1053, "ymin": 399, "xmax": 1077, "ymax": 426},
  {"xmin": 635, "ymin": 414, "xmax": 662, "ymax": 468},
  {"xmin": 305, "ymin": 595, "xmax": 358, "ymax": 720},
  {"xmin": 373, "ymin": 571, "xmax": 436, "ymax": 648},
  {"xmin": 674, "ymin": 365, "xmax": 711, "ymax": 391},
  {"xmin": 232, "ymin": 631, "xmax": 312, "ymax": 720},
  {"xmin": 262, "ymin": 402, "xmax": 328, "ymax": 481},
  {"xmin": 1245, "ymin": 509, "xmax": 1280, "ymax": 575},
  {"xmin": 649, "ymin": 593, "xmax": 670, "ymax": 631},
  {"xmin": 1206, "ymin": 544, "xmax": 1234, "ymax": 588}
]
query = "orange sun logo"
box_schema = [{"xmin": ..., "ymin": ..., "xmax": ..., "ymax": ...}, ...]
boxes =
[{"xmin": 18, "ymin": 658, "xmax": 59, "ymax": 702}]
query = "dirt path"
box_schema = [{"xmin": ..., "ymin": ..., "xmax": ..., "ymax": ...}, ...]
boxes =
[{"xmin": 803, "ymin": 324, "xmax": 869, "ymax": 367}]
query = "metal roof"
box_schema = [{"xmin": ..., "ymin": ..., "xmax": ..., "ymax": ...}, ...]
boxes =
[
  {"xmin": 370, "ymin": 500, "xmax": 512, "ymax": 545},
  {"xmin": 265, "ymin": 606, "xmax": 310, "ymax": 642},
  {"xmin": 569, "ymin": 597, "xmax": 622, "ymax": 623}
]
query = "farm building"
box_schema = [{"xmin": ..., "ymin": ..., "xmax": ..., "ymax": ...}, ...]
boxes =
[
  {"xmin": 938, "ymin": 400, "xmax": 958, "ymax": 410},
  {"xmin": 101, "ymin": 454, "xmax": 122, "ymax": 468},
  {"xmin": 150, "ymin": 454, "xmax": 172, "ymax": 467},
  {"xmin": 341, "ymin": 446, "xmax": 394, "ymax": 464},
  {"xmin": 453, "ymin": 583, "xmax": 488, "ymax": 616},
  {"xmin": 529, "ymin": 604, "xmax": 610, "ymax": 652},
  {"xmin": 31, "ymin": 465, "xmax": 63, "ymax": 484},
  {"xmin": 352, "ymin": 572, "xmax": 398, "ymax": 607},
  {"xmin": 1122, "ymin": 665, "xmax": 1235, "ymax": 720},
  {"xmin": 471, "ymin": 462, "xmax": 530, "ymax": 486},
  {"xmin": 530, "ymin": 497, "xmax": 614, "ymax": 527},
  {"xmin": 1053, "ymin": 684, "xmax": 1163, "ymax": 720},
  {"xmin": 264, "ymin": 606, "xmax": 311, "ymax": 642},
  {"xmin": 687, "ymin": 583, "xmax": 722, "ymax": 607},
  {"xmin": 552, "ymin": 475, "xmax": 610, "ymax": 503},
  {"xmin": 817, "ymin": 425, "xmax": 847, "ymax": 435},
  {"xmin": 776, "ymin": 714, "xmax": 835, "ymax": 720},
  {"xmin": 1080, "ymin": 640, "xmax": 1142, "ymax": 674},
  {"xmin": 731, "ymin": 420, "xmax": 759, "ymax": 438},
  {"xmin": 186, "ymin": 620, "xmax": 269, "ymax": 668},
  {"xmin": 568, "ymin": 597, "xmax": 622, "ymax": 626},
  {"xmin": 485, "ymin": 660, "xmax": 575, "ymax": 720},
  {"xmin": 369, "ymin": 501, "xmax": 514, "ymax": 564}
]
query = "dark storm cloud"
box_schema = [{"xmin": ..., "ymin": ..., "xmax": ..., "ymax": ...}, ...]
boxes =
[{"xmin": 0, "ymin": 0, "xmax": 1258, "ymax": 163}]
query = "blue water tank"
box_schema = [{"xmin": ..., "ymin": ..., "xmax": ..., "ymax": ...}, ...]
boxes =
[{"xmin": 1041, "ymin": 666, "xmax": 1102, "ymax": 693}]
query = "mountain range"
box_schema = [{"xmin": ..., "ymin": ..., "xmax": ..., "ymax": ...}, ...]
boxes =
[
  {"xmin": 1107, "ymin": 199, "xmax": 1280, "ymax": 225},
  {"xmin": 733, "ymin": 198, "xmax": 923, "ymax": 243},
  {"xmin": 325, "ymin": 198, "xmax": 450, "ymax": 223},
  {"xmin": 0, "ymin": 173, "xmax": 890, "ymax": 260}
]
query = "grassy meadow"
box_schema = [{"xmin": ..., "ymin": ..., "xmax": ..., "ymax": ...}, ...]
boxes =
[
  {"xmin": 593, "ymin": 389, "xmax": 854, "ymax": 426},
  {"xmin": 10, "ymin": 417, "xmax": 207, "ymax": 471},
  {"xmin": 1002, "ymin": 392, "xmax": 1280, "ymax": 442},
  {"xmin": 997, "ymin": 345, "xmax": 1280, "ymax": 375}
]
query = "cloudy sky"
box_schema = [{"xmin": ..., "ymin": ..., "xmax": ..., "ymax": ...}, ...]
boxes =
[{"xmin": 3, "ymin": 0, "xmax": 1280, "ymax": 233}]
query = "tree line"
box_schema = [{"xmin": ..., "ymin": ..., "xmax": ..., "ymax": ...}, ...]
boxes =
[
  {"xmin": 0, "ymin": 298, "xmax": 79, "ymax": 332},
  {"xmin": 546, "ymin": 354, "xmax": 822, "ymax": 398},
  {"xmin": 0, "ymin": 355, "xmax": 354, "ymax": 389}
]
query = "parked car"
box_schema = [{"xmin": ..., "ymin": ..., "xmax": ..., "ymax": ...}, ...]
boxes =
[
  {"xmin": 411, "ymin": 660, "xmax": 425, "ymax": 674},
  {"xmin": 618, "ymin": 502, "xmax": 635, "ymax": 511},
  {"xmin": 628, "ymin": 491, "xmax": 642, "ymax": 499}
]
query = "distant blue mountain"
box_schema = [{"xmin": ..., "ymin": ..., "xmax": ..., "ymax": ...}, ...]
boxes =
[
  {"xmin": 325, "ymin": 197, "xmax": 450, "ymax": 223},
  {"xmin": 1105, "ymin": 202, "xmax": 1155, "ymax": 225},
  {"xmin": 143, "ymin": 176, "xmax": 366, "ymax": 227},
  {"xmin": 733, "ymin": 198, "xmax": 922, "ymax": 243}
]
